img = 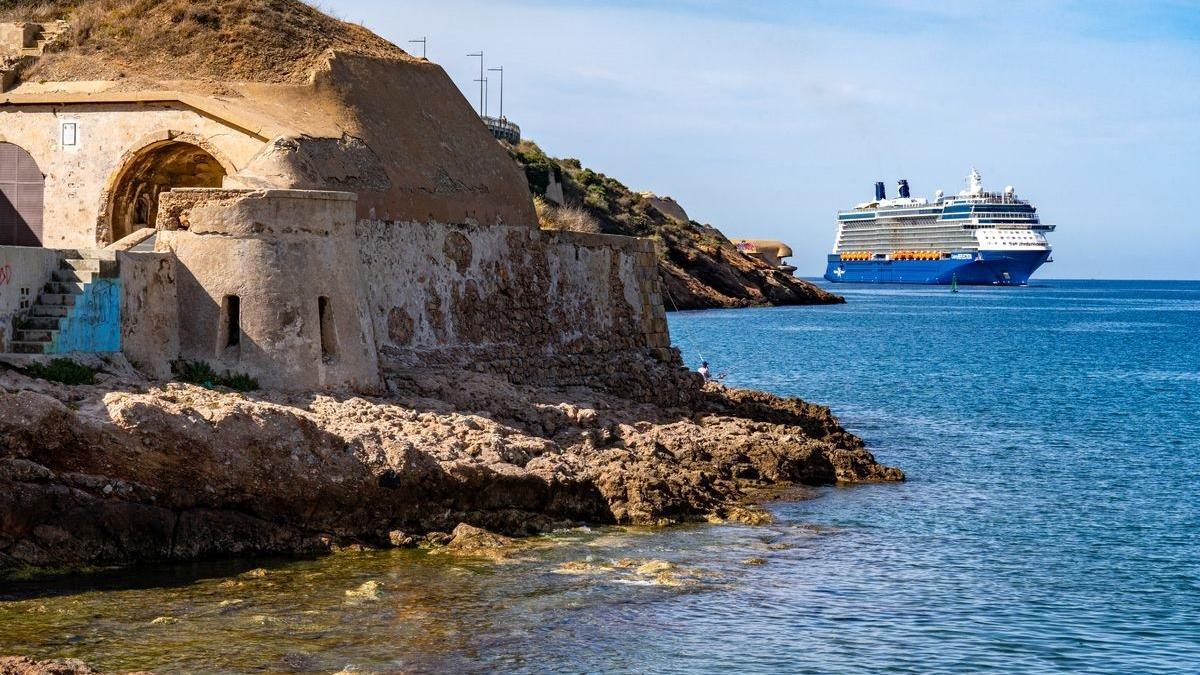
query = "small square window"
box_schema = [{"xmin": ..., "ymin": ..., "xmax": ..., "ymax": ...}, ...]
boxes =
[{"xmin": 61, "ymin": 122, "xmax": 77, "ymax": 147}]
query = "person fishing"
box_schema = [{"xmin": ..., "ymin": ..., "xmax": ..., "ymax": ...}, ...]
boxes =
[{"xmin": 697, "ymin": 361, "xmax": 728, "ymax": 382}]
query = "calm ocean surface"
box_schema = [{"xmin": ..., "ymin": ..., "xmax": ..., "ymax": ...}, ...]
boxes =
[{"xmin": 1, "ymin": 279, "xmax": 1197, "ymax": 673}]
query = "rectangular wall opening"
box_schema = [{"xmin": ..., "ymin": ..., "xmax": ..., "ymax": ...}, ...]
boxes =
[
  {"xmin": 223, "ymin": 295, "xmax": 241, "ymax": 349},
  {"xmin": 318, "ymin": 296, "xmax": 337, "ymax": 361}
]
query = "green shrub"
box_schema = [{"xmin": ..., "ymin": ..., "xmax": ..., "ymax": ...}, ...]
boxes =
[
  {"xmin": 23, "ymin": 358, "xmax": 98, "ymax": 386},
  {"xmin": 221, "ymin": 372, "xmax": 259, "ymax": 392},
  {"xmin": 174, "ymin": 361, "xmax": 259, "ymax": 392},
  {"xmin": 584, "ymin": 184, "xmax": 609, "ymax": 212},
  {"xmin": 174, "ymin": 360, "xmax": 219, "ymax": 386}
]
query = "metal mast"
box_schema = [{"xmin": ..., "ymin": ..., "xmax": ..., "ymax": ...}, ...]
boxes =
[
  {"xmin": 408, "ymin": 37, "xmax": 427, "ymax": 59},
  {"xmin": 488, "ymin": 66, "xmax": 504, "ymax": 119},
  {"xmin": 467, "ymin": 51, "xmax": 484, "ymax": 116}
]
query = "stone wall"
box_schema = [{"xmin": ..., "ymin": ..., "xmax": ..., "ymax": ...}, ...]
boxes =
[
  {"xmin": 0, "ymin": 245, "xmax": 60, "ymax": 352},
  {"xmin": 359, "ymin": 220, "xmax": 673, "ymax": 388}
]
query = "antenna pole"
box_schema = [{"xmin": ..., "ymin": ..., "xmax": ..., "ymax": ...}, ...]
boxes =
[{"xmin": 488, "ymin": 66, "xmax": 504, "ymax": 119}]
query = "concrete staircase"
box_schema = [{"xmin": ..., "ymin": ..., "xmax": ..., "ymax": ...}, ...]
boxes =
[
  {"xmin": 10, "ymin": 253, "xmax": 118, "ymax": 354},
  {"xmin": 18, "ymin": 21, "xmax": 68, "ymax": 56},
  {"xmin": 1, "ymin": 20, "xmax": 69, "ymax": 92}
]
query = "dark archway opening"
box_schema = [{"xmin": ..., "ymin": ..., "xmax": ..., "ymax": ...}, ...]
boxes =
[
  {"xmin": 0, "ymin": 142, "xmax": 45, "ymax": 247},
  {"xmin": 108, "ymin": 141, "xmax": 226, "ymax": 243}
]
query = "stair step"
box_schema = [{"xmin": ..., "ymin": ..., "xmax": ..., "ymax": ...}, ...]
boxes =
[
  {"xmin": 15, "ymin": 329, "xmax": 57, "ymax": 343},
  {"xmin": 30, "ymin": 305, "xmax": 70, "ymax": 318},
  {"xmin": 21, "ymin": 316, "xmax": 62, "ymax": 330},
  {"xmin": 64, "ymin": 258, "xmax": 101, "ymax": 272},
  {"xmin": 52, "ymin": 269, "xmax": 93, "ymax": 283},
  {"xmin": 38, "ymin": 293, "xmax": 77, "ymax": 306},
  {"xmin": 43, "ymin": 281, "xmax": 85, "ymax": 295},
  {"xmin": 10, "ymin": 342, "xmax": 49, "ymax": 355}
]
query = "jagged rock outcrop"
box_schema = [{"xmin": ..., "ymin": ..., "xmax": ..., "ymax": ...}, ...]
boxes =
[
  {"xmin": 508, "ymin": 141, "xmax": 844, "ymax": 310},
  {"xmin": 0, "ymin": 363, "xmax": 900, "ymax": 575}
]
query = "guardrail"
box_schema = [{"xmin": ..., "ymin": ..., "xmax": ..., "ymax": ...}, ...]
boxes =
[{"xmin": 482, "ymin": 116, "xmax": 520, "ymax": 144}]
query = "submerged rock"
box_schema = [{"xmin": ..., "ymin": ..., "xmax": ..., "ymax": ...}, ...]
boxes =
[
  {"xmin": 344, "ymin": 580, "xmax": 380, "ymax": 603},
  {"xmin": 444, "ymin": 523, "xmax": 515, "ymax": 552},
  {"xmin": 0, "ymin": 657, "xmax": 99, "ymax": 675}
]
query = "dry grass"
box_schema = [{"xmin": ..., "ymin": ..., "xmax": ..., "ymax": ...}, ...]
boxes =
[
  {"xmin": 0, "ymin": 0, "xmax": 411, "ymax": 84},
  {"xmin": 534, "ymin": 196, "xmax": 603, "ymax": 234}
]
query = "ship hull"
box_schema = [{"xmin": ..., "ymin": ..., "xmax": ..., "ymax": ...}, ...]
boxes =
[{"xmin": 824, "ymin": 249, "xmax": 1050, "ymax": 285}]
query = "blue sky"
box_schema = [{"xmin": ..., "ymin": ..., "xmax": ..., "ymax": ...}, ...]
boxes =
[{"xmin": 326, "ymin": 0, "xmax": 1200, "ymax": 279}]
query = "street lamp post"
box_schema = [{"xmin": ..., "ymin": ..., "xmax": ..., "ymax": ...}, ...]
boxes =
[
  {"xmin": 467, "ymin": 51, "xmax": 484, "ymax": 117},
  {"xmin": 475, "ymin": 77, "xmax": 489, "ymax": 117},
  {"xmin": 408, "ymin": 37, "xmax": 427, "ymax": 59},
  {"xmin": 488, "ymin": 66, "xmax": 504, "ymax": 120}
]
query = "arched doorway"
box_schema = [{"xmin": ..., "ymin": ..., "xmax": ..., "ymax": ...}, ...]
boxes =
[
  {"xmin": 0, "ymin": 142, "xmax": 45, "ymax": 247},
  {"xmin": 107, "ymin": 141, "xmax": 226, "ymax": 243}
]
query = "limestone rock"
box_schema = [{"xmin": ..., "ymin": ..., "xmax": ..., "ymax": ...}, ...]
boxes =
[
  {"xmin": 0, "ymin": 657, "xmax": 99, "ymax": 675},
  {"xmin": 444, "ymin": 524, "xmax": 514, "ymax": 553},
  {"xmin": 0, "ymin": 363, "xmax": 901, "ymax": 574}
]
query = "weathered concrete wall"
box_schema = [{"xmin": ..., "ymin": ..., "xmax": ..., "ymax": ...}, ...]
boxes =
[
  {"xmin": 156, "ymin": 188, "xmax": 381, "ymax": 392},
  {"xmin": 0, "ymin": 245, "xmax": 60, "ymax": 352},
  {"xmin": 118, "ymin": 251, "xmax": 179, "ymax": 378},
  {"xmin": 0, "ymin": 104, "xmax": 265, "ymax": 248},
  {"xmin": 359, "ymin": 220, "xmax": 672, "ymax": 387},
  {"xmin": 0, "ymin": 23, "xmax": 37, "ymax": 54}
]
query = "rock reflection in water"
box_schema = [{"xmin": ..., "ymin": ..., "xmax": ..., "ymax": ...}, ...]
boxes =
[{"xmin": 0, "ymin": 523, "xmax": 787, "ymax": 673}]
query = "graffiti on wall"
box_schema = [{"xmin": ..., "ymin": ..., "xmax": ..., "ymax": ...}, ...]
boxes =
[
  {"xmin": 0, "ymin": 263, "xmax": 10, "ymax": 285},
  {"xmin": 52, "ymin": 278, "xmax": 122, "ymax": 353}
]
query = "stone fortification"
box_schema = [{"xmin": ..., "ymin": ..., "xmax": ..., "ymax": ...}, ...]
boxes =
[{"xmin": 76, "ymin": 187, "xmax": 673, "ymax": 393}]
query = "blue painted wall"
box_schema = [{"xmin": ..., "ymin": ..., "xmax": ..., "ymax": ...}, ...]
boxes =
[{"xmin": 52, "ymin": 278, "xmax": 122, "ymax": 353}]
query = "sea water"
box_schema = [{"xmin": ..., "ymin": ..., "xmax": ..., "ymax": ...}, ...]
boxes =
[{"xmin": 1, "ymin": 280, "xmax": 1197, "ymax": 673}]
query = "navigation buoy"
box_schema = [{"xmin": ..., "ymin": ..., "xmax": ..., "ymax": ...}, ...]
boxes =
[{"xmin": 951, "ymin": 273, "xmax": 959, "ymax": 293}]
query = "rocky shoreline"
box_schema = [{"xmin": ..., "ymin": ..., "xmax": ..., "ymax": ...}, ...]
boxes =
[{"xmin": 0, "ymin": 359, "xmax": 901, "ymax": 577}]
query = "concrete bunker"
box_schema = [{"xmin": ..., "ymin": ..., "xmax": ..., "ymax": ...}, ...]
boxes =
[
  {"xmin": 107, "ymin": 140, "xmax": 227, "ymax": 243},
  {"xmin": 0, "ymin": 141, "xmax": 45, "ymax": 247}
]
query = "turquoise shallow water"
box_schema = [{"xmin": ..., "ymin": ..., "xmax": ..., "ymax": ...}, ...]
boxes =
[{"xmin": 1, "ymin": 280, "xmax": 1197, "ymax": 673}]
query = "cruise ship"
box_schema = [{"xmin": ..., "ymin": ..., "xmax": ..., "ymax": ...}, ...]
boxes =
[{"xmin": 824, "ymin": 169, "xmax": 1054, "ymax": 285}]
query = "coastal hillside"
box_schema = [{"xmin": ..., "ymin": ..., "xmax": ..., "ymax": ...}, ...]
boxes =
[
  {"xmin": 0, "ymin": 0, "xmax": 411, "ymax": 86},
  {"xmin": 507, "ymin": 141, "xmax": 843, "ymax": 310}
]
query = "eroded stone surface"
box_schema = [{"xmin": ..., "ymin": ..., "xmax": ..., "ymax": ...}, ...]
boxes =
[{"xmin": 0, "ymin": 363, "xmax": 901, "ymax": 574}]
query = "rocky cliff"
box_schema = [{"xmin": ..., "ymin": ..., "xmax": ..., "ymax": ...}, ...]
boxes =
[
  {"xmin": 508, "ymin": 141, "xmax": 843, "ymax": 310},
  {"xmin": 0, "ymin": 361, "xmax": 900, "ymax": 575}
]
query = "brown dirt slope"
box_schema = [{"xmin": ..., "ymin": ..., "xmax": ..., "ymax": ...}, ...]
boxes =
[
  {"xmin": 0, "ymin": 0, "xmax": 411, "ymax": 85},
  {"xmin": 508, "ymin": 140, "xmax": 843, "ymax": 310}
]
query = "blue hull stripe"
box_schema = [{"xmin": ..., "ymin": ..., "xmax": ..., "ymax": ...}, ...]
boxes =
[{"xmin": 824, "ymin": 250, "xmax": 1050, "ymax": 285}]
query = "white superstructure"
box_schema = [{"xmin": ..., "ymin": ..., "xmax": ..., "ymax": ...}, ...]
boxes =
[{"xmin": 832, "ymin": 169, "xmax": 1054, "ymax": 257}]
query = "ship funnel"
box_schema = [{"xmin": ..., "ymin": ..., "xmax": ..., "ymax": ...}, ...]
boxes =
[
  {"xmin": 898, "ymin": 179, "xmax": 911, "ymax": 198},
  {"xmin": 874, "ymin": 181, "xmax": 886, "ymax": 201}
]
